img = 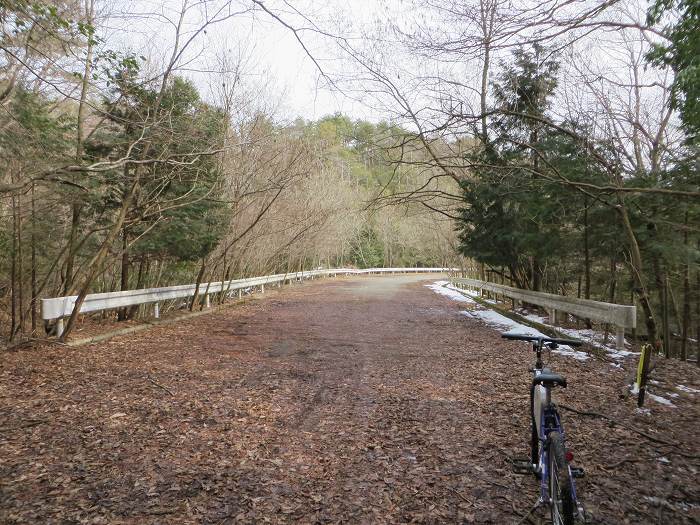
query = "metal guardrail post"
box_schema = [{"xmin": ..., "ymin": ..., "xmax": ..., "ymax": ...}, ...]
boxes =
[
  {"xmin": 154, "ymin": 303, "xmax": 160, "ymax": 319},
  {"xmin": 205, "ymin": 294, "xmax": 210, "ymax": 308},
  {"xmin": 616, "ymin": 327, "xmax": 625, "ymax": 350}
]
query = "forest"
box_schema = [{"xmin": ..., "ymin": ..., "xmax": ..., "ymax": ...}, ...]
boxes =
[{"xmin": 0, "ymin": 0, "xmax": 698, "ymax": 358}]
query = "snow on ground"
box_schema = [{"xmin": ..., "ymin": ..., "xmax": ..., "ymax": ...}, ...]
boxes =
[
  {"xmin": 630, "ymin": 384, "xmax": 678, "ymax": 407},
  {"xmin": 519, "ymin": 310, "xmax": 637, "ymax": 360},
  {"xmin": 427, "ymin": 282, "xmax": 590, "ymax": 361},
  {"xmin": 676, "ymin": 384, "xmax": 700, "ymax": 394},
  {"xmin": 647, "ymin": 393, "xmax": 676, "ymax": 407},
  {"xmin": 426, "ymin": 281, "xmax": 475, "ymax": 303}
]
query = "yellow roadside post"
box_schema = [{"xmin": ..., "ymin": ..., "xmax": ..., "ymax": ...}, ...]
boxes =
[{"xmin": 636, "ymin": 343, "xmax": 653, "ymax": 407}]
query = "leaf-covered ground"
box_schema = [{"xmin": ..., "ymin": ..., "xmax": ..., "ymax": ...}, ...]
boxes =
[{"xmin": 1, "ymin": 276, "xmax": 698, "ymax": 524}]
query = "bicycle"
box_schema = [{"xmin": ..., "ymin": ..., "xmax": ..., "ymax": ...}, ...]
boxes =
[{"xmin": 502, "ymin": 333, "xmax": 586, "ymax": 525}]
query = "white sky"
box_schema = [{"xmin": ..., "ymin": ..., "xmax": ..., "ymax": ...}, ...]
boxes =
[
  {"xmin": 100, "ymin": 0, "xmax": 676, "ymax": 163},
  {"xmin": 104, "ymin": 0, "xmax": 390, "ymax": 122}
]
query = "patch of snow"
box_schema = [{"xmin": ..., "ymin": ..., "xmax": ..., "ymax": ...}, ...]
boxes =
[
  {"xmin": 550, "ymin": 347, "xmax": 592, "ymax": 361},
  {"xmin": 425, "ymin": 281, "xmax": 475, "ymax": 303},
  {"xmin": 630, "ymin": 383, "xmax": 640, "ymax": 395},
  {"xmin": 657, "ymin": 457, "xmax": 670, "ymax": 464},
  {"xmin": 649, "ymin": 380, "xmax": 661, "ymax": 385},
  {"xmin": 521, "ymin": 312, "xmax": 548, "ymax": 324},
  {"xmin": 460, "ymin": 309, "xmax": 590, "ymax": 361},
  {"xmin": 514, "ymin": 310, "xmax": 639, "ymax": 361},
  {"xmin": 461, "ymin": 308, "xmax": 541, "ymax": 335},
  {"xmin": 552, "ymin": 325, "xmax": 638, "ymax": 360},
  {"xmin": 610, "ymin": 362, "xmax": 622, "ymax": 369},
  {"xmin": 676, "ymin": 384, "xmax": 700, "ymax": 394},
  {"xmin": 647, "ymin": 393, "xmax": 676, "ymax": 407},
  {"xmin": 635, "ymin": 407, "xmax": 651, "ymax": 416}
]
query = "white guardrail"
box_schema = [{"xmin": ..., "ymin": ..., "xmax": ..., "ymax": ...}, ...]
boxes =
[
  {"xmin": 450, "ymin": 277, "xmax": 636, "ymax": 351},
  {"xmin": 42, "ymin": 268, "xmax": 452, "ymax": 336}
]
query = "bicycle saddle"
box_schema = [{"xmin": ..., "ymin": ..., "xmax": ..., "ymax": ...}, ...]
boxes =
[{"xmin": 533, "ymin": 372, "xmax": 567, "ymax": 388}]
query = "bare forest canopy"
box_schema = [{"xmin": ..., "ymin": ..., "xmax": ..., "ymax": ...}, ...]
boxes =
[{"xmin": 0, "ymin": 0, "xmax": 698, "ymax": 355}]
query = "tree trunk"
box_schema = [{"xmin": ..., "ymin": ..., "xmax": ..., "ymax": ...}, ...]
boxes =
[
  {"xmin": 532, "ymin": 256, "xmax": 543, "ymax": 292},
  {"xmin": 651, "ymin": 252, "xmax": 668, "ymax": 356},
  {"xmin": 696, "ymin": 238, "xmax": 700, "ymax": 366},
  {"xmin": 615, "ymin": 197, "xmax": 658, "ymax": 406},
  {"xmin": 603, "ymin": 257, "xmax": 617, "ymax": 345},
  {"xmin": 118, "ymin": 230, "xmax": 130, "ymax": 321},
  {"xmin": 218, "ymin": 248, "xmax": 230, "ymax": 304},
  {"xmin": 189, "ymin": 256, "xmax": 208, "ymax": 312},
  {"xmin": 16, "ymin": 188, "xmax": 24, "ymax": 337},
  {"xmin": 668, "ymin": 280, "xmax": 683, "ymax": 346},
  {"xmin": 10, "ymin": 193, "xmax": 17, "ymax": 340},
  {"xmin": 126, "ymin": 256, "xmax": 147, "ymax": 320},
  {"xmin": 59, "ymin": 177, "xmax": 139, "ymax": 342},
  {"xmin": 63, "ymin": 206, "xmax": 83, "ymax": 295},
  {"xmin": 30, "ymin": 183, "xmax": 37, "ymax": 334},
  {"xmin": 680, "ymin": 215, "xmax": 690, "ymax": 360},
  {"xmin": 63, "ymin": 0, "xmax": 94, "ymax": 296},
  {"xmin": 663, "ymin": 277, "xmax": 671, "ymax": 358},
  {"xmin": 583, "ymin": 196, "xmax": 592, "ymax": 328}
]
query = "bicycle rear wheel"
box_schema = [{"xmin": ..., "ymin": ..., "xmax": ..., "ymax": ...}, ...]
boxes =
[{"xmin": 548, "ymin": 431, "xmax": 575, "ymax": 525}]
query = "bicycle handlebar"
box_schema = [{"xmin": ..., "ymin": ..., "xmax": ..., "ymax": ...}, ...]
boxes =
[{"xmin": 501, "ymin": 333, "xmax": 583, "ymax": 347}]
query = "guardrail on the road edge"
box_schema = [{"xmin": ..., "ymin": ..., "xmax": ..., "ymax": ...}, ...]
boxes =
[
  {"xmin": 450, "ymin": 277, "xmax": 635, "ymax": 351},
  {"xmin": 43, "ymin": 268, "xmax": 455, "ymax": 336}
]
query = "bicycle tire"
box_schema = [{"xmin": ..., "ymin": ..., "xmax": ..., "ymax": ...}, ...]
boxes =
[{"xmin": 548, "ymin": 431, "xmax": 575, "ymax": 525}]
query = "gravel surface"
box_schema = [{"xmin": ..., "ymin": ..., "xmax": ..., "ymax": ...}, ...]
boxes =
[{"xmin": 1, "ymin": 275, "xmax": 698, "ymax": 524}]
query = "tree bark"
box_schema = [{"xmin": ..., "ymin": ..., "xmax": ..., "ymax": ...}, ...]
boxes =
[
  {"xmin": 532, "ymin": 256, "xmax": 543, "ymax": 292},
  {"xmin": 10, "ymin": 192, "xmax": 17, "ymax": 340},
  {"xmin": 30, "ymin": 183, "xmax": 37, "ymax": 334},
  {"xmin": 696, "ymin": 238, "xmax": 699, "ymax": 366},
  {"xmin": 603, "ymin": 257, "xmax": 617, "ymax": 345},
  {"xmin": 680, "ymin": 213, "xmax": 690, "ymax": 361},
  {"xmin": 118, "ymin": 230, "xmax": 130, "ymax": 321},
  {"xmin": 63, "ymin": 0, "xmax": 95, "ymax": 295},
  {"xmin": 663, "ymin": 277, "xmax": 671, "ymax": 358},
  {"xmin": 652, "ymin": 256, "xmax": 670, "ymax": 358},
  {"xmin": 16, "ymin": 187, "xmax": 24, "ymax": 337},
  {"xmin": 583, "ymin": 195, "xmax": 592, "ymax": 327},
  {"xmin": 190, "ymin": 256, "xmax": 208, "ymax": 312},
  {"xmin": 126, "ymin": 256, "xmax": 147, "ymax": 320}
]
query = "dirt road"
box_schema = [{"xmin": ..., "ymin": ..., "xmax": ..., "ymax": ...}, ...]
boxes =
[{"xmin": 1, "ymin": 276, "xmax": 697, "ymax": 523}]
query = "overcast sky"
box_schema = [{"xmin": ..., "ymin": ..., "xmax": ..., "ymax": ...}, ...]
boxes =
[
  {"xmin": 104, "ymin": 0, "xmax": 392, "ymax": 122},
  {"xmin": 100, "ymin": 0, "xmax": 672, "ymax": 158}
]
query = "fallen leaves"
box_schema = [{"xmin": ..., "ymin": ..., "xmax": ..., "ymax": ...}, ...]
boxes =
[{"xmin": 0, "ymin": 277, "xmax": 698, "ymax": 524}]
